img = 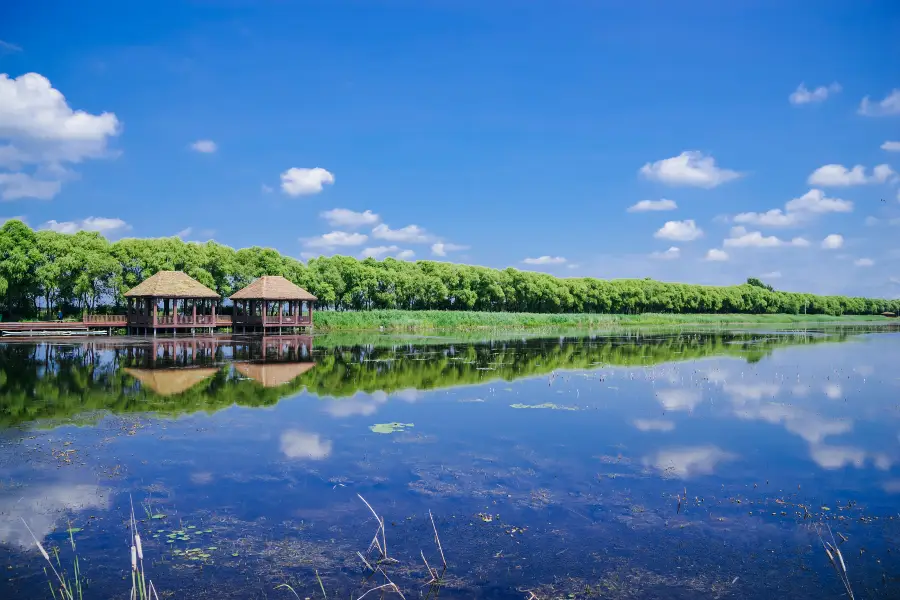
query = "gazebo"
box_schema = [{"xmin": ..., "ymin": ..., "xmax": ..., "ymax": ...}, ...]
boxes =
[
  {"xmin": 124, "ymin": 271, "xmax": 221, "ymax": 335},
  {"xmin": 229, "ymin": 276, "xmax": 316, "ymax": 333}
]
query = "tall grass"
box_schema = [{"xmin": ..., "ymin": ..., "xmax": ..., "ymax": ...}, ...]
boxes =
[
  {"xmin": 23, "ymin": 497, "xmax": 159, "ymax": 600},
  {"xmin": 312, "ymin": 309, "xmax": 888, "ymax": 332}
]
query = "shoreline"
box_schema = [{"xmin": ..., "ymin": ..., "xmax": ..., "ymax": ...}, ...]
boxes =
[{"xmin": 310, "ymin": 309, "xmax": 893, "ymax": 332}]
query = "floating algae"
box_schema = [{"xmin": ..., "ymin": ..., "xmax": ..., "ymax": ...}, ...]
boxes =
[{"xmin": 369, "ymin": 422, "xmax": 415, "ymax": 434}]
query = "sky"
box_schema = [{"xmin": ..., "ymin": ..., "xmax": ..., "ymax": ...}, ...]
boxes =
[{"xmin": 0, "ymin": 0, "xmax": 899, "ymax": 297}]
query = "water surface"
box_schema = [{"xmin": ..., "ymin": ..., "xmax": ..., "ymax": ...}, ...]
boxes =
[{"xmin": 1, "ymin": 327, "xmax": 899, "ymax": 599}]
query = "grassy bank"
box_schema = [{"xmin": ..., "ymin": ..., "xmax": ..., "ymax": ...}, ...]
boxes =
[{"xmin": 311, "ymin": 309, "xmax": 889, "ymax": 332}]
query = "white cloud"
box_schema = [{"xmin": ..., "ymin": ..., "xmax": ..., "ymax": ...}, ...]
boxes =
[
  {"xmin": 654, "ymin": 219, "xmax": 703, "ymax": 241},
  {"xmin": 640, "ymin": 151, "xmax": 742, "ymax": 188},
  {"xmin": 808, "ymin": 163, "xmax": 896, "ymax": 186},
  {"xmin": 627, "ymin": 198, "xmax": 677, "ymax": 212},
  {"xmin": 523, "ymin": 256, "xmax": 567, "ymax": 265},
  {"xmin": 361, "ymin": 245, "xmax": 398, "ymax": 259},
  {"xmin": 761, "ymin": 271, "xmax": 782, "ymax": 279},
  {"xmin": 858, "ymin": 89, "xmax": 900, "ymax": 117},
  {"xmin": 190, "ymin": 139, "xmax": 217, "ymax": 153},
  {"xmin": 371, "ymin": 223, "xmax": 432, "ymax": 243},
  {"xmin": 823, "ymin": 383, "xmax": 842, "ymax": 399},
  {"xmin": 396, "ymin": 249, "xmax": 415, "ymax": 260},
  {"xmin": 644, "ymin": 445, "xmax": 735, "ymax": 478},
  {"xmin": 882, "ymin": 141, "xmax": 900, "ymax": 152},
  {"xmin": 854, "ymin": 257, "xmax": 874, "ymax": 267},
  {"xmin": 280, "ymin": 167, "xmax": 334, "ymax": 196},
  {"xmin": 0, "ymin": 73, "xmax": 121, "ymax": 200},
  {"xmin": 303, "ymin": 231, "xmax": 368, "ymax": 248},
  {"xmin": 280, "ymin": 430, "xmax": 332, "ymax": 460},
  {"xmin": 41, "ymin": 216, "xmax": 130, "ymax": 235},
  {"xmin": 733, "ymin": 209, "xmax": 802, "ymax": 227},
  {"xmin": 320, "ymin": 208, "xmax": 380, "ymax": 228},
  {"xmin": 789, "ymin": 82, "xmax": 841, "ymax": 105},
  {"xmin": 0, "ymin": 215, "xmax": 26, "ymax": 226},
  {"xmin": 723, "ymin": 226, "xmax": 809, "ymax": 249},
  {"xmin": 651, "ymin": 246, "xmax": 680, "ymax": 260},
  {"xmin": 705, "ymin": 248, "xmax": 729, "ymax": 261},
  {"xmin": 0, "ymin": 172, "xmax": 61, "ymax": 200},
  {"xmin": 865, "ymin": 216, "xmax": 880, "ymax": 226},
  {"xmin": 821, "ymin": 234, "xmax": 844, "ymax": 249},
  {"xmin": 784, "ymin": 189, "xmax": 853, "ymax": 214},
  {"xmin": 431, "ymin": 242, "xmax": 468, "ymax": 257},
  {"xmin": 633, "ymin": 419, "xmax": 675, "ymax": 432}
]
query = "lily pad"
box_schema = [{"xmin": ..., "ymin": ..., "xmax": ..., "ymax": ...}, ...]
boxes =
[
  {"xmin": 510, "ymin": 403, "xmax": 577, "ymax": 411},
  {"xmin": 369, "ymin": 422, "xmax": 414, "ymax": 434},
  {"xmin": 151, "ymin": 514, "xmax": 167, "ymax": 519},
  {"xmin": 66, "ymin": 527, "xmax": 82, "ymax": 534}
]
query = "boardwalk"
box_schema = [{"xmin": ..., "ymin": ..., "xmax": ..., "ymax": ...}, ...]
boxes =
[{"xmin": 0, "ymin": 315, "xmax": 234, "ymax": 335}]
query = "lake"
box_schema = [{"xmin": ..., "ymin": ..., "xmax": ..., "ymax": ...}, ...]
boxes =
[{"xmin": 1, "ymin": 327, "xmax": 899, "ymax": 599}]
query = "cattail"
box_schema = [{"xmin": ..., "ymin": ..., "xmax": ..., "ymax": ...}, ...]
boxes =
[
  {"xmin": 35, "ymin": 539, "xmax": 50, "ymax": 563},
  {"xmin": 131, "ymin": 545, "xmax": 137, "ymax": 571},
  {"xmin": 135, "ymin": 533, "xmax": 143, "ymax": 560}
]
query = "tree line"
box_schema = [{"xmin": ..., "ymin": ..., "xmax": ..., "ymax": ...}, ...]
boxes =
[{"xmin": 1, "ymin": 219, "xmax": 897, "ymax": 319}]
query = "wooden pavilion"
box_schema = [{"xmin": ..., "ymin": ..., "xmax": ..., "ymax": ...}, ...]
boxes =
[
  {"xmin": 229, "ymin": 276, "xmax": 316, "ymax": 333},
  {"xmin": 124, "ymin": 271, "xmax": 222, "ymax": 335}
]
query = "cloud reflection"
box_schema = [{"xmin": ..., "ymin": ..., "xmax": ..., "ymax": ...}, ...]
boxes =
[
  {"xmin": 280, "ymin": 430, "xmax": 332, "ymax": 460},
  {"xmin": 633, "ymin": 419, "xmax": 675, "ymax": 432},
  {"xmin": 0, "ymin": 483, "xmax": 109, "ymax": 549},
  {"xmin": 656, "ymin": 389, "xmax": 702, "ymax": 412},
  {"xmin": 644, "ymin": 445, "xmax": 735, "ymax": 478}
]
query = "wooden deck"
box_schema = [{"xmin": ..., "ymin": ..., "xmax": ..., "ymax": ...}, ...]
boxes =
[{"xmin": 1, "ymin": 314, "xmax": 235, "ymax": 334}]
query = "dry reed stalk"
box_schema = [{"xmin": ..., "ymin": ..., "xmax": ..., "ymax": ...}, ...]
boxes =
[{"xmin": 818, "ymin": 525, "xmax": 855, "ymax": 600}]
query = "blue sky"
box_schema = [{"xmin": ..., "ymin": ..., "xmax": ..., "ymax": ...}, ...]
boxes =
[{"xmin": 1, "ymin": 1, "xmax": 898, "ymax": 296}]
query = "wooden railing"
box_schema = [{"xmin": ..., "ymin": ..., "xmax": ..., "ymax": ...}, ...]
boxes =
[
  {"xmin": 83, "ymin": 314, "xmax": 127, "ymax": 324},
  {"xmin": 216, "ymin": 315, "xmax": 232, "ymax": 325}
]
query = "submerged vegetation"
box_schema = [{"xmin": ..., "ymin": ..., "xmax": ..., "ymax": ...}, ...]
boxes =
[{"xmin": 2, "ymin": 220, "xmax": 899, "ymax": 321}]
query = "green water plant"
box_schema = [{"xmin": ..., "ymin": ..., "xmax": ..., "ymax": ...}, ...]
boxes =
[{"xmin": 369, "ymin": 422, "xmax": 414, "ymax": 434}]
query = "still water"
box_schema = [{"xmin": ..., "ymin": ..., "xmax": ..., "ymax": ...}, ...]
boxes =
[{"xmin": 1, "ymin": 328, "xmax": 899, "ymax": 599}]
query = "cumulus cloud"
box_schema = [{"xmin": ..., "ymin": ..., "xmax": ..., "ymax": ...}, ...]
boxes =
[
  {"xmin": 41, "ymin": 216, "xmax": 130, "ymax": 235},
  {"xmin": 627, "ymin": 199, "xmax": 677, "ymax": 212},
  {"xmin": 809, "ymin": 444, "xmax": 866, "ymax": 469},
  {"xmin": 654, "ymin": 219, "xmax": 703, "ymax": 242},
  {"xmin": 785, "ymin": 189, "xmax": 853, "ymax": 214},
  {"xmin": 0, "ymin": 72, "xmax": 121, "ymax": 200},
  {"xmin": 303, "ymin": 231, "xmax": 368, "ymax": 248},
  {"xmin": 320, "ymin": 208, "xmax": 379, "ymax": 228},
  {"xmin": 360, "ymin": 245, "xmax": 416, "ymax": 260},
  {"xmin": 431, "ymin": 242, "xmax": 468, "ymax": 257},
  {"xmin": 821, "ymin": 234, "xmax": 844, "ymax": 249},
  {"xmin": 644, "ymin": 445, "xmax": 735, "ymax": 478},
  {"xmin": 0, "ymin": 172, "xmax": 61, "ymax": 200},
  {"xmin": 371, "ymin": 223, "xmax": 432, "ymax": 243},
  {"xmin": 523, "ymin": 255, "xmax": 567, "ymax": 265},
  {"xmin": 883, "ymin": 141, "xmax": 900, "ymax": 152},
  {"xmin": 808, "ymin": 164, "xmax": 896, "ymax": 186},
  {"xmin": 280, "ymin": 167, "xmax": 334, "ymax": 196},
  {"xmin": 733, "ymin": 209, "xmax": 802, "ymax": 227},
  {"xmin": 280, "ymin": 430, "xmax": 332, "ymax": 460},
  {"xmin": 789, "ymin": 82, "xmax": 841, "ymax": 105},
  {"xmin": 734, "ymin": 189, "xmax": 852, "ymax": 230},
  {"xmin": 854, "ymin": 257, "xmax": 874, "ymax": 267},
  {"xmin": 190, "ymin": 139, "xmax": 217, "ymax": 153},
  {"xmin": 705, "ymin": 248, "xmax": 729, "ymax": 261},
  {"xmin": 640, "ymin": 151, "xmax": 742, "ymax": 188},
  {"xmin": 858, "ymin": 89, "xmax": 900, "ymax": 117},
  {"xmin": 651, "ymin": 246, "xmax": 680, "ymax": 260},
  {"xmin": 723, "ymin": 226, "xmax": 809, "ymax": 249}
]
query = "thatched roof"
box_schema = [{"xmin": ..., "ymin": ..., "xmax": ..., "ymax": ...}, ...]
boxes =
[
  {"xmin": 124, "ymin": 271, "xmax": 220, "ymax": 299},
  {"xmin": 229, "ymin": 276, "xmax": 317, "ymax": 301},
  {"xmin": 124, "ymin": 367, "xmax": 219, "ymax": 396},
  {"xmin": 233, "ymin": 361, "xmax": 315, "ymax": 387}
]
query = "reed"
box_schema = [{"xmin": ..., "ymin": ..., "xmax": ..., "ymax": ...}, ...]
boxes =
[{"xmin": 312, "ymin": 309, "xmax": 887, "ymax": 332}]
